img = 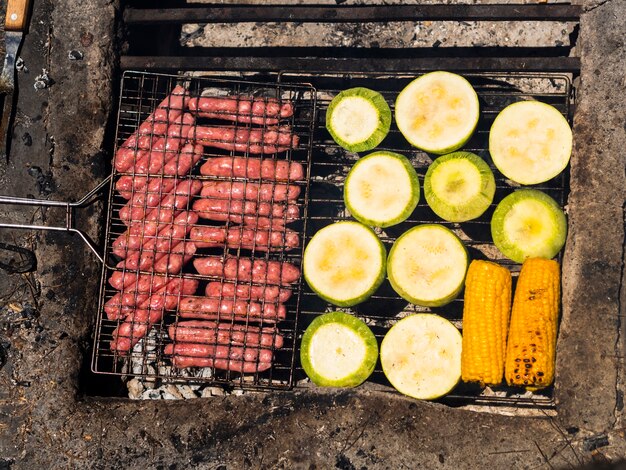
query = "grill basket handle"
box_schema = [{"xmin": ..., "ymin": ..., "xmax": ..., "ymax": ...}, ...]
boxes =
[{"xmin": 0, "ymin": 175, "xmax": 111, "ymax": 263}]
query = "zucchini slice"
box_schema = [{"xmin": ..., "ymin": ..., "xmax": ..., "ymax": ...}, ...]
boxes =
[
  {"xmin": 395, "ymin": 72, "xmax": 479, "ymax": 154},
  {"xmin": 303, "ymin": 221, "xmax": 386, "ymax": 307},
  {"xmin": 387, "ymin": 224, "xmax": 468, "ymax": 307},
  {"xmin": 300, "ymin": 312, "xmax": 378, "ymax": 388},
  {"xmin": 489, "ymin": 101, "xmax": 572, "ymax": 185},
  {"xmin": 491, "ymin": 189, "xmax": 567, "ymax": 263},
  {"xmin": 344, "ymin": 151, "xmax": 420, "ymax": 228},
  {"xmin": 424, "ymin": 151, "xmax": 495, "ymax": 222},
  {"xmin": 326, "ymin": 87, "xmax": 392, "ymax": 152},
  {"xmin": 381, "ymin": 314, "xmax": 462, "ymax": 400}
]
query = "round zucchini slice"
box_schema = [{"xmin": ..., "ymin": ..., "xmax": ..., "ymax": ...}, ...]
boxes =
[
  {"xmin": 381, "ymin": 314, "xmax": 462, "ymax": 400},
  {"xmin": 489, "ymin": 100, "xmax": 572, "ymax": 185},
  {"xmin": 387, "ymin": 224, "xmax": 468, "ymax": 307},
  {"xmin": 344, "ymin": 151, "xmax": 420, "ymax": 228},
  {"xmin": 300, "ymin": 312, "xmax": 378, "ymax": 388},
  {"xmin": 491, "ymin": 189, "xmax": 567, "ymax": 263},
  {"xmin": 395, "ymin": 71, "xmax": 480, "ymax": 154},
  {"xmin": 326, "ymin": 87, "xmax": 392, "ymax": 152},
  {"xmin": 303, "ymin": 221, "xmax": 386, "ymax": 307},
  {"xmin": 423, "ymin": 151, "xmax": 495, "ymax": 222}
]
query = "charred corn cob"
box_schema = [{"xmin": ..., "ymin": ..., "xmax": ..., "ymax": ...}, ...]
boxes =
[
  {"xmin": 505, "ymin": 257, "xmax": 560, "ymax": 389},
  {"xmin": 461, "ymin": 260, "xmax": 512, "ymax": 386}
]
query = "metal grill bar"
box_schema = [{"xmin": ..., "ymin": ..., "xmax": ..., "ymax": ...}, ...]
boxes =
[{"xmin": 124, "ymin": 4, "xmax": 582, "ymax": 24}]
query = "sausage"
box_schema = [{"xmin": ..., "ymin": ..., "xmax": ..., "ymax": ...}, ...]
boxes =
[
  {"xmin": 170, "ymin": 355, "xmax": 272, "ymax": 373},
  {"xmin": 189, "ymin": 225, "xmax": 300, "ymax": 252},
  {"xmin": 164, "ymin": 342, "xmax": 274, "ymax": 364},
  {"xmin": 168, "ymin": 321, "xmax": 284, "ymax": 349},
  {"xmin": 200, "ymin": 180, "xmax": 301, "ymax": 203},
  {"xmin": 199, "ymin": 156, "xmax": 304, "ymax": 181},
  {"xmin": 112, "ymin": 210, "xmax": 198, "ymax": 259},
  {"xmin": 192, "ymin": 197, "xmax": 299, "ymax": 228},
  {"xmin": 188, "ymin": 96, "xmax": 293, "ymax": 125},
  {"xmin": 123, "ymin": 239, "xmax": 196, "ymax": 274},
  {"xmin": 189, "ymin": 125, "xmax": 298, "ymax": 155},
  {"xmin": 205, "ymin": 281, "xmax": 292, "ymax": 304},
  {"xmin": 117, "ymin": 178, "xmax": 178, "ymax": 224},
  {"xmin": 177, "ymin": 296, "xmax": 286, "ymax": 323},
  {"xmin": 152, "ymin": 240, "xmax": 197, "ymax": 274},
  {"xmin": 193, "ymin": 256, "xmax": 301, "ymax": 286},
  {"xmin": 104, "ymin": 273, "xmax": 172, "ymax": 319}
]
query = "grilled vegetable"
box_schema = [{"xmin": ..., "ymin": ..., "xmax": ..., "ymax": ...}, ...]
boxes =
[
  {"xmin": 505, "ymin": 258, "xmax": 560, "ymax": 389},
  {"xmin": 489, "ymin": 101, "xmax": 572, "ymax": 185},
  {"xmin": 387, "ymin": 224, "xmax": 468, "ymax": 307},
  {"xmin": 344, "ymin": 151, "xmax": 420, "ymax": 228},
  {"xmin": 461, "ymin": 260, "xmax": 512, "ymax": 386},
  {"xmin": 300, "ymin": 312, "xmax": 378, "ymax": 388},
  {"xmin": 326, "ymin": 87, "xmax": 391, "ymax": 152},
  {"xmin": 381, "ymin": 314, "xmax": 462, "ymax": 400},
  {"xmin": 491, "ymin": 189, "xmax": 567, "ymax": 263},
  {"xmin": 395, "ymin": 71, "xmax": 479, "ymax": 154},
  {"xmin": 303, "ymin": 221, "xmax": 386, "ymax": 306},
  {"xmin": 424, "ymin": 151, "xmax": 495, "ymax": 222}
]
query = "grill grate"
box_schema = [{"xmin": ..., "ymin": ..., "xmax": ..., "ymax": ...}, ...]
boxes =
[
  {"xmin": 92, "ymin": 71, "xmax": 316, "ymax": 390},
  {"xmin": 279, "ymin": 71, "xmax": 571, "ymax": 409}
]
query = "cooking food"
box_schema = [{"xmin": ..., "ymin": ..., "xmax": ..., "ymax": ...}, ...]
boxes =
[
  {"xmin": 303, "ymin": 221, "xmax": 386, "ymax": 307},
  {"xmin": 193, "ymin": 198, "xmax": 299, "ymax": 228},
  {"xmin": 193, "ymin": 256, "xmax": 301, "ymax": 286},
  {"xmin": 165, "ymin": 342, "xmax": 273, "ymax": 363},
  {"xmin": 489, "ymin": 101, "xmax": 572, "ymax": 185},
  {"xmin": 168, "ymin": 321, "xmax": 284, "ymax": 349},
  {"xmin": 325, "ymin": 87, "xmax": 391, "ymax": 152},
  {"xmin": 491, "ymin": 189, "xmax": 567, "ymax": 263},
  {"xmin": 381, "ymin": 314, "xmax": 462, "ymax": 400},
  {"xmin": 122, "ymin": 240, "xmax": 196, "ymax": 275},
  {"xmin": 387, "ymin": 224, "xmax": 468, "ymax": 307},
  {"xmin": 200, "ymin": 180, "xmax": 301, "ymax": 203},
  {"xmin": 395, "ymin": 71, "xmax": 479, "ymax": 154},
  {"xmin": 170, "ymin": 355, "xmax": 272, "ymax": 373},
  {"xmin": 188, "ymin": 95, "xmax": 293, "ymax": 125},
  {"xmin": 205, "ymin": 281, "xmax": 292, "ymax": 304},
  {"xmin": 199, "ymin": 156, "xmax": 304, "ymax": 181},
  {"xmin": 343, "ymin": 151, "xmax": 419, "ymax": 228},
  {"xmin": 177, "ymin": 296, "xmax": 286, "ymax": 323},
  {"xmin": 505, "ymin": 258, "xmax": 560, "ymax": 389},
  {"xmin": 190, "ymin": 125, "xmax": 299, "ymax": 154},
  {"xmin": 104, "ymin": 274, "xmax": 173, "ymax": 319},
  {"xmin": 189, "ymin": 225, "xmax": 300, "ymax": 252},
  {"xmin": 300, "ymin": 312, "xmax": 378, "ymax": 387},
  {"xmin": 461, "ymin": 260, "xmax": 512, "ymax": 386},
  {"xmin": 423, "ymin": 151, "xmax": 495, "ymax": 222}
]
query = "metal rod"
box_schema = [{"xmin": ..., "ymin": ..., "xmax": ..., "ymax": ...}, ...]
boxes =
[
  {"xmin": 120, "ymin": 55, "xmax": 581, "ymax": 74},
  {"xmin": 124, "ymin": 4, "xmax": 582, "ymax": 24}
]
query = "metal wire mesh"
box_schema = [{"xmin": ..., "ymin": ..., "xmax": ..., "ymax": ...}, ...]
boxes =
[
  {"xmin": 92, "ymin": 71, "xmax": 316, "ymax": 390},
  {"xmin": 279, "ymin": 71, "xmax": 572, "ymax": 409}
]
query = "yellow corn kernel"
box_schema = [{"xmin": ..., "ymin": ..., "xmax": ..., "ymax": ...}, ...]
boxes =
[
  {"xmin": 504, "ymin": 257, "xmax": 560, "ymax": 389},
  {"xmin": 461, "ymin": 260, "xmax": 512, "ymax": 386}
]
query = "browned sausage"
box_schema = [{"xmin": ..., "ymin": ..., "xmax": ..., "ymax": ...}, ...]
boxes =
[
  {"xmin": 170, "ymin": 355, "xmax": 272, "ymax": 373},
  {"xmin": 168, "ymin": 320, "xmax": 284, "ymax": 349},
  {"xmin": 193, "ymin": 256, "xmax": 300, "ymax": 286},
  {"xmin": 187, "ymin": 96, "xmax": 293, "ymax": 125},
  {"xmin": 164, "ymin": 342, "xmax": 273, "ymax": 363},
  {"xmin": 199, "ymin": 156, "xmax": 304, "ymax": 181},
  {"xmin": 200, "ymin": 180, "xmax": 300, "ymax": 203},
  {"xmin": 205, "ymin": 281, "xmax": 292, "ymax": 304},
  {"xmin": 189, "ymin": 225, "xmax": 300, "ymax": 252},
  {"xmin": 189, "ymin": 125, "xmax": 298, "ymax": 154},
  {"xmin": 104, "ymin": 273, "xmax": 172, "ymax": 319},
  {"xmin": 192, "ymin": 197, "xmax": 299, "ymax": 228},
  {"xmin": 177, "ymin": 296, "xmax": 286, "ymax": 323}
]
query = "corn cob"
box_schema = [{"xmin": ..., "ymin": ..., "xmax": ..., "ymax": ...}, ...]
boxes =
[
  {"xmin": 504, "ymin": 257, "xmax": 560, "ymax": 389},
  {"xmin": 461, "ymin": 260, "xmax": 512, "ymax": 386}
]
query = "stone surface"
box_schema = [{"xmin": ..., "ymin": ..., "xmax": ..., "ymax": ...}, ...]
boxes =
[{"xmin": 0, "ymin": 0, "xmax": 624, "ymax": 468}]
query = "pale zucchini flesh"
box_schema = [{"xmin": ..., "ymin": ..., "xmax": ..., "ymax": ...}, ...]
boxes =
[
  {"xmin": 395, "ymin": 71, "xmax": 480, "ymax": 154},
  {"xmin": 344, "ymin": 151, "xmax": 420, "ymax": 228},
  {"xmin": 303, "ymin": 221, "xmax": 386, "ymax": 306},
  {"xmin": 381, "ymin": 314, "xmax": 462, "ymax": 400},
  {"xmin": 489, "ymin": 101, "xmax": 572, "ymax": 185}
]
